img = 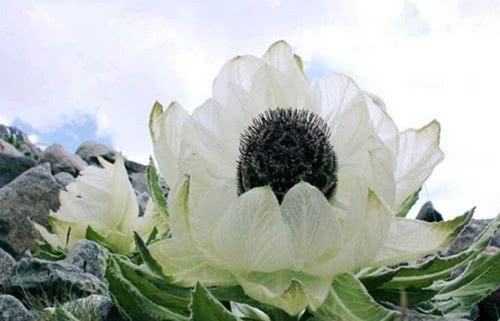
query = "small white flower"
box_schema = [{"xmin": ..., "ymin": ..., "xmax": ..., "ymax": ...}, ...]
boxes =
[
  {"xmin": 148, "ymin": 41, "xmax": 464, "ymax": 315},
  {"xmin": 35, "ymin": 156, "xmax": 166, "ymax": 255}
]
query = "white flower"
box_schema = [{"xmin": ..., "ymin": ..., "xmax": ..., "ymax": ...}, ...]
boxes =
[
  {"xmin": 35, "ymin": 156, "xmax": 166, "ymax": 255},
  {"xmin": 148, "ymin": 41, "xmax": 465, "ymax": 315}
]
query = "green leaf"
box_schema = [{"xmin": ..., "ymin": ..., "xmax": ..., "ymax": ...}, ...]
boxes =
[
  {"xmin": 52, "ymin": 307, "xmax": 80, "ymax": 321},
  {"xmin": 190, "ymin": 283, "xmax": 240, "ymax": 321},
  {"xmin": 147, "ymin": 157, "xmax": 169, "ymax": 219},
  {"xmin": 313, "ymin": 274, "xmax": 400, "ymax": 321},
  {"xmin": 432, "ymin": 250, "xmax": 500, "ymax": 318},
  {"xmin": 396, "ymin": 188, "xmax": 421, "ymax": 218},
  {"xmin": 230, "ymin": 302, "xmax": 271, "ymax": 321},
  {"xmin": 133, "ymin": 232, "xmax": 167, "ymax": 278},
  {"xmin": 31, "ymin": 242, "xmax": 67, "ymax": 261},
  {"xmin": 106, "ymin": 255, "xmax": 190, "ymax": 321},
  {"xmin": 85, "ymin": 226, "xmax": 116, "ymax": 252},
  {"xmin": 369, "ymin": 288, "xmax": 437, "ymax": 307}
]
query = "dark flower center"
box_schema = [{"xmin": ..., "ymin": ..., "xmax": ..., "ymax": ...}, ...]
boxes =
[{"xmin": 237, "ymin": 108, "xmax": 338, "ymax": 202}]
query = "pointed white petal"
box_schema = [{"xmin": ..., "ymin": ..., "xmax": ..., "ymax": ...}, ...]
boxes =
[
  {"xmin": 32, "ymin": 220, "xmax": 65, "ymax": 250},
  {"xmin": 395, "ymin": 121, "xmax": 444, "ymax": 208},
  {"xmin": 149, "ymin": 101, "xmax": 190, "ymax": 187},
  {"xmin": 211, "ymin": 186, "xmax": 291, "ymax": 272},
  {"xmin": 235, "ymin": 271, "xmax": 331, "ymax": 316},
  {"xmin": 262, "ymin": 40, "xmax": 306, "ymax": 81},
  {"xmin": 280, "ymin": 182, "xmax": 343, "ymax": 272},
  {"xmin": 310, "ymin": 191, "xmax": 393, "ymax": 277},
  {"xmin": 149, "ymin": 238, "xmax": 236, "ymax": 287},
  {"xmin": 311, "ymin": 72, "xmax": 362, "ymax": 122},
  {"xmin": 372, "ymin": 211, "xmax": 473, "ymax": 266}
]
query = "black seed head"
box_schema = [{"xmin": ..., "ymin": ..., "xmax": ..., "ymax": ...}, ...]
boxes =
[{"xmin": 237, "ymin": 108, "xmax": 337, "ymax": 202}]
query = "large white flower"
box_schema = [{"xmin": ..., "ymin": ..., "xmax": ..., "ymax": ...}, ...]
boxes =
[
  {"xmin": 35, "ymin": 156, "xmax": 166, "ymax": 255},
  {"xmin": 148, "ymin": 41, "xmax": 465, "ymax": 315}
]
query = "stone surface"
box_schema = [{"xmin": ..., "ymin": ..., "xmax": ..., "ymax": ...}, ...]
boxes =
[
  {"xmin": 136, "ymin": 191, "xmax": 150, "ymax": 217},
  {"xmin": 62, "ymin": 295, "xmax": 126, "ymax": 321},
  {"xmin": 0, "ymin": 163, "xmax": 61, "ymax": 255},
  {"xmin": 0, "ymin": 295, "xmax": 34, "ymax": 321},
  {"xmin": 0, "ymin": 125, "xmax": 41, "ymax": 159},
  {"xmin": 0, "ymin": 138, "xmax": 23, "ymax": 157},
  {"xmin": 416, "ymin": 201, "xmax": 444, "ymax": 222},
  {"xmin": 6, "ymin": 257, "xmax": 106, "ymax": 300},
  {"xmin": 446, "ymin": 219, "xmax": 493, "ymax": 255},
  {"xmin": 0, "ymin": 248, "xmax": 15, "ymax": 290},
  {"xmin": 0, "ymin": 154, "xmax": 36, "ymax": 188},
  {"xmin": 54, "ymin": 171, "xmax": 76, "ymax": 187},
  {"xmin": 64, "ymin": 240, "xmax": 109, "ymax": 281},
  {"xmin": 129, "ymin": 172, "xmax": 148, "ymax": 195},
  {"xmin": 76, "ymin": 140, "xmax": 116, "ymax": 164},
  {"xmin": 40, "ymin": 144, "xmax": 86, "ymax": 177}
]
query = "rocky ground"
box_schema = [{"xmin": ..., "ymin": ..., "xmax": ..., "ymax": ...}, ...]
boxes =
[{"xmin": 0, "ymin": 124, "xmax": 497, "ymax": 321}]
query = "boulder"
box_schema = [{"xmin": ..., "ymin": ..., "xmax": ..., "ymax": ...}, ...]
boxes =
[
  {"xmin": 64, "ymin": 240, "xmax": 109, "ymax": 281},
  {"xmin": 54, "ymin": 172, "xmax": 75, "ymax": 187},
  {"xmin": 0, "ymin": 295, "xmax": 35, "ymax": 321},
  {"xmin": 0, "ymin": 125, "xmax": 41, "ymax": 159},
  {"xmin": 0, "ymin": 163, "xmax": 61, "ymax": 255},
  {"xmin": 39, "ymin": 144, "xmax": 86, "ymax": 177},
  {"xmin": 416, "ymin": 201, "xmax": 443, "ymax": 222},
  {"xmin": 0, "ymin": 138, "xmax": 22, "ymax": 157},
  {"xmin": 446, "ymin": 219, "xmax": 492, "ymax": 255},
  {"xmin": 6, "ymin": 257, "xmax": 106, "ymax": 301},
  {"xmin": 0, "ymin": 154, "xmax": 36, "ymax": 188},
  {"xmin": 0, "ymin": 248, "xmax": 15, "ymax": 290},
  {"xmin": 75, "ymin": 140, "xmax": 116, "ymax": 164}
]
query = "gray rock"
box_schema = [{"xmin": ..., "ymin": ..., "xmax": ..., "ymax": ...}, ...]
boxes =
[
  {"xmin": 0, "ymin": 295, "xmax": 34, "ymax": 321},
  {"xmin": 40, "ymin": 144, "xmax": 86, "ymax": 177},
  {"xmin": 136, "ymin": 192, "xmax": 150, "ymax": 217},
  {"xmin": 0, "ymin": 138, "xmax": 23, "ymax": 157},
  {"xmin": 76, "ymin": 140, "xmax": 116, "ymax": 164},
  {"xmin": 54, "ymin": 172, "xmax": 75, "ymax": 187},
  {"xmin": 65, "ymin": 240, "xmax": 109, "ymax": 281},
  {"xmin": 0, "ymin": 154, "xmax": 36, "ymax": 188},
  {"xmin": 446, "ymin": 219, "xmax": 492, "ymax": 255},
  {"xmin": 0, "ymin": 248, "xmax": 15, "ymax": 290},
  {"xmin": 416, "ymin": 201, "xmax": 443, "ymax": 222},
  {"xmin": 0, "ymin": 163, "xmax": 61, "ymax": 255},
  {"xmin": 129, "ymin": 172, "xmax": 148, "ymax": 195},
  {"xmin": 6, "ymin": 257, "xmax": 106, "ymax": 301},
  {"xmin": 0, "ymin": 125, "xmax": 41, "ymax": 159},
  {"xmin": 62, "ymin": 295, "xmax": 125, "ymax": 321}
]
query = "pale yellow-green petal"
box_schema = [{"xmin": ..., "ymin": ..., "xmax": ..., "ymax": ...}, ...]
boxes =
[
  {"xmin": 149, "ymin": 101, "xmax": 190, "ymax": 187},
  {"xmin": 372, "ymin": 211, "xmax": 473, "ymax": 266},
  {"xmin": 280, "ymin": 182, "xmax": 343, "ymax": 272},
  {"xmin": 211, "ymin": 186, "xmax": 291, "ymax": 272},
  {"xmin": 395, "ymin": 120, "xmax": 444, "ymax": 209},
  {"xmin": 235, "ymin": 271, "xmax": 331, "ymax": 316}
]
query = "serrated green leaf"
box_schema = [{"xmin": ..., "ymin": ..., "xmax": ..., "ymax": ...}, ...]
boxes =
[
  {"xmin": 358, "ymin": 268, "xmax": 399, "ymax": 289},
  {"xmin": 147, "ymin": 157, "xmax": 169, "ymax": 219},
  {"xmin": 133, "ymin": 232, "xmax": 167, "ymax": 278},
  {"xmin": 190, "ymin": 284, "xmax": 241, "ymax": 321},
  {"xmin": 106, "ymin": 255, "xmax": 189, "ymax": 321},
  {"xmin": 432, "ymin": 250, "xmax": 500, "ymax": 318},
  {"xmin": 230, "ymin": 302, "xmax": 271, "ymax": 321},
  {"xmin": 313, "ymin": 274, "xmax": 400, "ymax": 321},
  {"xmin": 396, "ymin": 188, "xmax": 421, "ymax": 218},
  {"xmin": 369, "ymin": 287, "xmax": 437, "ymax": 307}
]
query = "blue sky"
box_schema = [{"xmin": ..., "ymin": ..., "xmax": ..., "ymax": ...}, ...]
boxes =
[{"xmin": 1, "ymin": 0, "xmax": 500, "ymax": 219}]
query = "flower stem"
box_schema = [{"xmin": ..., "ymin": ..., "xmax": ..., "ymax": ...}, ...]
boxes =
[{"xmin": 272, "ymin": 309, "xmax": 297, "ymax": 321}]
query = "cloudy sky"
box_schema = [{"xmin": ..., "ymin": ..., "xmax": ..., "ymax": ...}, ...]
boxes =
[{"xmin": 1, "ymin": 0, "xmax": 500, "ymax": 219}]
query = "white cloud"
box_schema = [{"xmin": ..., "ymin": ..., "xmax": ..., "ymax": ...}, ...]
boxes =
[{"xmin": 1, "ymin": 0, "xmax": 499, "ymax": 219}]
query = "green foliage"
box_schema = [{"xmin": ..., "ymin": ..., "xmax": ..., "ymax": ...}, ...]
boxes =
[
  {"xmin": 147, "ymin": 157, "xmax": 169, "ymax": 221},
  {"xmin": 190, "ymin": 284, "xmax": 240, "ymax": 321},
  {"xmin": 396, "ymin": 188, "xmax": 421, "ymax": 218}
]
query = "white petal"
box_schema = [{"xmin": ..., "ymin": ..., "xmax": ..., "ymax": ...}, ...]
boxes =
[
  {"xmin": 395, "ymin": 121, "xmax": 444, "ymax": 208},
  {"xmin": 235, "ymin": 271, "xmax": 331, "ymax": 316},
  {"xmin": 372, "ymin": 212, "xmax": 473, "ymax": 266},
  {"xmin": 213, "ymin": 55, "xmax": 265, "ymax": 96},
  {"xmin": 310, "ymin": 190, "xmax": 392, "ymax": 277},
  {"xmin": 311, "ymin": 72, "xmax": 362, "ymax": 122},
  {"xmin": 262, "ymin": 40, "xmax": 306, "ymax": 82},
  {"xmin": 149, "ymin": 101, "xmax": 190, "ymax": 187},
  {"xmin": 149, "ymin": 238, "xmax": 236, "ymax": 287},
  {"xmin": 50, "ymin": 156, "xmax": 139, "ymax": 252},
  {"xmin": 364, "ymin": 92, "xmax": 399, "ymax": 158},
  {"xmin": 211, "ymin": 186, "xmax": 291, "ymax": 272},
  {"xmin": 280, "ymin": 182, "xmax": 343, "ymax": 272}
]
